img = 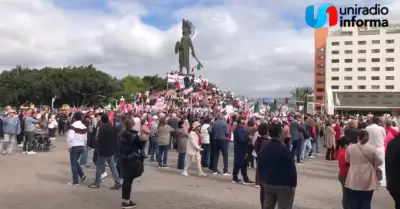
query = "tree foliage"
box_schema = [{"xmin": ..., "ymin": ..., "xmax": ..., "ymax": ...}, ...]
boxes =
[
  {"xmin": 289, "ymin": 86, "xmax": 314, "ymax": 102},
  {"xmin": 0, "ymin": 65, "xmax": 166, "ymax": 107}
]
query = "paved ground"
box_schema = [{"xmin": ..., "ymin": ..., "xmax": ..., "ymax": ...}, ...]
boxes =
[{"xmin": 0, "ymin": 136, "xmax": 394, "ymax": 209}]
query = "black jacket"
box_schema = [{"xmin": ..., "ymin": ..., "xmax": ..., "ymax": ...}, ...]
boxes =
[
  {"xmin": 0, "ymin": 118, "xmax": 4, "ymax": 138},
  {"xmin": 97, "ymin": 122, "xmax": 117, "ymax": 157},
  {"xmin": 118, "ymin": 130, "xmax": 144, "ymax": 178},
  {"xmin": 386, "ymin": 136, "xmax": 400, "ymax": 193}
]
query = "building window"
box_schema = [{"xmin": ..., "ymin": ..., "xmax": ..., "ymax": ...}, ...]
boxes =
[
  {"xmin": 331, "ymin": 50, "xmax": 339, "ymax": 54},
  {"xmin": 317, "ymin": 48, "xmax": 325, "ymax": 52},
  {"xmin": 386, "ymin": 76, "xmax": 394, "ymax": 80},
  {"xmin": 331, "ymin": 77, "xmax": 339, "ymax": 80},
  {"xmin": 358, "ymin": 85, "xmax": 366, "ymax": 89},
  {"xmin": 317, "ymin": 56, "xmax": 325, "ymax": 60},
  {"xmin": 371, "ymin": 49, "xmax": 380, "ymax": 53},
  {"xmin": 345, "ymin": 68, "xmax": 352, "ymax": 72},
  {"xmin": 371, "ymin": 67, "xmax": 380, "ymax": 71},
  {"xmin": 331, "ymin": 59, "xmax": 339, "ymax": 63},
  {"xmin": 372, "ymin": 40, "xmax": 380, "ymax": 44},
  {"xmin": 342, "ymin": 31, "xmax": 353, "ymax": 36},
  {"xmin": 386, "ymin": 58, "xmax": 395, "ymax": 62},
  {"xmin": 344, "ymin": 85, "xmax": 352, "ymax": 89},
  {"xmin": 371, "ymin": 76, "xmax": 380, "ymax": 80},
  {"xmin": 371, "ymin": 58, "xmax": 380, "ymax": 62},
  {"xmin": 358, "ymin": 58, "xmax": 366, "ymax": 63},
  {"xmin": 331, "ymin": 85, "xmax": 339, "ymax": 89},
  {"xmin": 358, "ymin": 40, "xmax": 366, "ymax": 45},
  {"xmin": 386, "ymin": 85, "xmax": 394, "ymax": 89},
  {"xmin": 386, "ymin": 39, "xmax": 394, "ymax": 44},
  {"xmin": 386, "ymin": 67, "xmax": 394, "ymax": 71},
  {"xmin": 344, "ymin": 59, "xmax": 352, "ymax": 63},
  {"xmin": 358, "ymin": 49, "xmax": 366, "ymax": 54},
  {"xmin": 371, "ymin": 85, "xmax": 380, "ymax": 89},
  {"xmin": 344, "ymin": 50, "xmax": 352, "ymax": 54},
  {"xmin": 344, "ymin": 95, "xmax": 352, "ymax": 98},
  {"xmin": 344, "ymin": 41, "xmax": 353, "ymax": 45},
  {"xmin": 358, "ymin": 67, "xmax": 366, "ymax": 71},
  {"xmin": 316, "ymin": 88, "xmax": 324, "ymax": 92},
  {"xmin": 358, "ymin": 95, "xmax": 366, "ymax": 98},
  {"xmin": 317, "ymin": 80, "xmax": 325, "ymax": 84},
  {"xmin": 357, "ymin": 76, "xmax": 366, "ymax": 80},
  {"xmin": 331, "ymin": 68, "xmax": 339, "ymax": 72},
  {"xmin": 316, "ymin": 72, "xmax": 325, "ymax": 76},
  {"xmin": 316, "ymin": 96, "xmax": 324, "ymax": 100},
  {"xmin": 385, "ymin": 95, "xmax": 394, "ymax": 98},
  {"xmin": 386, "ymin": 48, "xmax": 394, "ymax": 53},
  {"xmin": 332, "ymin": 42, "xmax": 340, "ymax": 46},
  {"xmin": 317, "ymin": 64, "xmax": 325, "ymax": 68}
]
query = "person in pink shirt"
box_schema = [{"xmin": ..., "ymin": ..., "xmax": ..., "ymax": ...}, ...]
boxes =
[{"xmin": 283, "ymin": 121, "xmax": 291, "ymax": 148}]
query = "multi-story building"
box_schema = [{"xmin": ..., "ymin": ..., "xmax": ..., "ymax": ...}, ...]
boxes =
[
  {"xmin": 314, "ymin": 28, "xmax": 329, "ymax": 112},
  {"xmin": 315, "ymin": 25, "xmax": 400, "ymax": 115}
]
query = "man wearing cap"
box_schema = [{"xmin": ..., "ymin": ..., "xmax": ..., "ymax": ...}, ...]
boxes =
[{"xmin": 0, "ymin": 109, "xmax": 21, "ymax": 155}]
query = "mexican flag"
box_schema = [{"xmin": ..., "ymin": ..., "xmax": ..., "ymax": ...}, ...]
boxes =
[{"xmin": 191, "ymin": 63, "xmax": 202, "ymax": 72}]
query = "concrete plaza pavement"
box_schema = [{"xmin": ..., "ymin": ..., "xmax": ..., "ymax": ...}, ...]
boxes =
[{"xmin": 0, "ymin": 137, "xmax": 395, "ymax": 209}]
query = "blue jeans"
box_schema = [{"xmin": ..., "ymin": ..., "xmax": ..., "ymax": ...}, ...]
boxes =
[
  {"xmin": 148, "ymin": 136, "xmax": 158, "ymax": 160},
  {"xmin": 302, "ymin": 138, "xmax": 312, "ymax": 159},
  {"xmin": 348, "ymin": 189, "xmax": 373, "ymax": 209},
  {"xmin": 79, "ymin": 146, "xmax": 88, "ymax": 165},
  {"xmin": 212, "ymin": 140, "xmax": 229, "ymax": 173},
  {"xmin": 313, "ymin": 137, "xmax": 320, "ymax": 153},
  {"xmin": 177, "ymin": 152, "xmax": 185, "ymax": 169},
  {"xmin": 201, "ymin": 143, "xmax": 210, "ymax": 167},
  {"xmin": 69, "ymin": 146, "xmax": 85, "ymax": 184},
  {"xmin": 95, "ymin": 155, "xmax": 121, "ymax": 185},
  {"xmin": 157, "ymin": 145, "xmax": 169, "ymax": 166},
  {"xmin": 291, "ymin": 139, "xmax": 303, "ymax": 163}
]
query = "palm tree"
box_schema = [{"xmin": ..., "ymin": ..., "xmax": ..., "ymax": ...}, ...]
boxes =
[{"xmin": 289, "ymin": 86, "xmax": 314, "ymax": 102}]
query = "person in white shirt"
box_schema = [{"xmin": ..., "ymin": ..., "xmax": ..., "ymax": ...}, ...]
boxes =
[
  {"xmin": 133, "ymin": 115, "xmax": 141, "ymax": 134},
  {"xmin": 67, "ymin": 112, "xmax": 88, "ymax": 185},
  {"xmin": 48, "ymin": 114, "xmax": 58, "ymax": 140},
  {"xmin": 200, "ymin": 117, "xmax": 211, "ymax": 167},
  {"xmin": 182, "ymin": 121, "xmax": 207, "ymax": 177},
  {"xmin": 365, "ymin": 116, "xmax": 386, "ymax": 187}
]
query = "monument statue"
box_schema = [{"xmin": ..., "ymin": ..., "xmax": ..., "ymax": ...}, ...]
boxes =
[{"xmin": 175, "ymin": 19, "xmax": 203, "ymax": 74}]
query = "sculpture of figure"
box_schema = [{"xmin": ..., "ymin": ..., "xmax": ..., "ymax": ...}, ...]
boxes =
[{"xmin": 175, "ymin": 19, "xmax": 203, "ymax": 74}]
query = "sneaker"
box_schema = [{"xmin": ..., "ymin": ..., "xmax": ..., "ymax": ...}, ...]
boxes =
[
  {"xmin": 22, "ymin": 151, "xmax": 27, "ymax": 154},
  {"xmin": 222, "ymin": 172, "xmax": 231, "ymax": 176},
  {"xmin": 296, "ymin": 162, "xmax": 304, "ymax": 166},
  {"xmin": 27, "ymin": 151, "xmax": 37, "ymax": 155},
  {"xmin": 101, "ymin": 172, "xmax": 108, "ymax": 180},
  {"xmin": 88, "ymin": 183, "xmax": 100, "ymax": 188},
  {"xmin": 232, "ymin": 179, "xmax": 242, "ymax": 184},
  {"xmin": 254, "ymin": 185, "xmax": 260, "ymax": 188},
  {"xmin": 18, "ymin": 144, "xmax": 23, "ymax": 147},
  {"xmin": 68, "ymin": 182, "xmax": 79, "ymax": 186},
  {"xmin": 243, "ymin": 180, "xmax": 255, "ymax": 185},
  {"xmin": 162, "ymin": 165, "xmax": 170, "ymax": 169},
  {"xmin": 182, "ymin": 172, "xmax": 189, "ymax": 176},
  {"xmin": 158, "ymin": 166, "xmax": 163, "ymax": 168},
  {"xmin": 110, "ymin": 183, "xmax": 121, "ymax": 190},
  {"xmin": 80, "ymin": 175, "xmax": 86, "ymax": 183},
  {"xmin": 198, "ymin": 172, "xmax": 207, "ymax": 177},
  {"xmin": 121, "ymin": 201, "xmax": 137, "ymax": 209},
  {"xmin": 309, "ymin": 156, "xmax": 315, "ymax": 159}
]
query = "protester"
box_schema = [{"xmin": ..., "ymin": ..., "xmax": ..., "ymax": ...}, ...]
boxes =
[
  {"xmin": 211, "ymin": 114, "xmax": 230, "ymax": 175},
  {"xmin": 1, "ymin": 109, "xmax": 21, "ymax": 155},
  {"xmin": 48, "ymin": 114, "xmax": 58, "ymax": 140},
  {"xmin": 258, "ymin": 123, "xmax": 297, "ymax": 209},
  {"xmin": 66, "ymin": 112, "xmax": 87, "ymax": 185},
  {"xmin": 336, "ymin": 136, "xmax": 351, "ymax": 209},
  {"xmin": 139, "ymin": 119, "xmax": 150, "ymax": 158},
  {"xmin": 386, "ymin": 135, "xmax": 400, "ymax": 208},
  {"xmin": 290, "ymin": 115, "xmax": 306, "ymax": 165},
  {"xmin": 200, "ymin": 117, "xmax": 211, "ymax": 168},
  {"xmin": 232, "ymin": 118, "xmax": 253, "ymax": 184},
  {"xmin": 176, "ymin": 120, "xmax": 188, "ymax": 170},
  {"xmin": 118, "ymin": 118, "xmax": 144, "ymax": 209},
  {"xmin": 182, "ymin": 121, "xmax": 206, "ymax": 177},
  {"xmin": 89, "ymin": 113, "xmax": 121, "ymax": 189},
  {"xmin": 148, "ymin": 115, "xmax": 159, "ymax": 162},
  {"xmin": 365, "ymin": 117, "xmax": 386, "ymax": 187},
  {"xmin": 345, "ymin": 130, "xmax": 382, "ymax": 209},
  {"xmin": 22, "ymin": 111, "xmax": 39, "ymax": 154},
  {"xmin": 156, "ymin": 117, "xmax": 174, "ymax": 168},
  {"xmin": 245, "ymin": 119, "xmax": 256, "ymax": 169},
  {"xmin": 325, "ymin": 121, "xmax": 336, "ymax": 160}
]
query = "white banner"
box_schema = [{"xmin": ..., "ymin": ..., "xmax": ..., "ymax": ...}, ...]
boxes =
[{"xmin": 167, "ymin": 74, "xmax": 185, "ymax": 83}]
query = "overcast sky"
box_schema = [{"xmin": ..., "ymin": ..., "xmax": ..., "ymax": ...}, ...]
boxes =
[{"xmin": 1, "ymin": 0, "xmax": 399, "ymax": 97}]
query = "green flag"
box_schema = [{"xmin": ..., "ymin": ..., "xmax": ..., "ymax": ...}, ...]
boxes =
[{"xmin": 253, "ymin": 101, "xmax": 260, "ymax": 113}]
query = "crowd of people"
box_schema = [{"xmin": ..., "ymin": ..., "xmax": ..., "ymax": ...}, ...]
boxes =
[{"xmin": 1, "ymin": 102, "xmax": 400, "ymax": 209}]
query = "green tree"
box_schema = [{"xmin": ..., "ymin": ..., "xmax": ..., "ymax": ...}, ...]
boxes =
[{"xmin": 289, "ymin": 86, "xmax": 314, "ymax": 102}]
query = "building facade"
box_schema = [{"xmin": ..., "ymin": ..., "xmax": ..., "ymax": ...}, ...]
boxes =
[
  {"xmin": 323, "ymin": 25, "xmax": 400, "ymax": 115},
  {"xmin": 314, "ymin": 28, "xmax": 329, "ymax": 112}
]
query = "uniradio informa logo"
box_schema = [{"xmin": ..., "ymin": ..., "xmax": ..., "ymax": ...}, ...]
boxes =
[{"xmin": 305, "ymin": 3, "xmax": 389, "ymax": 28}]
